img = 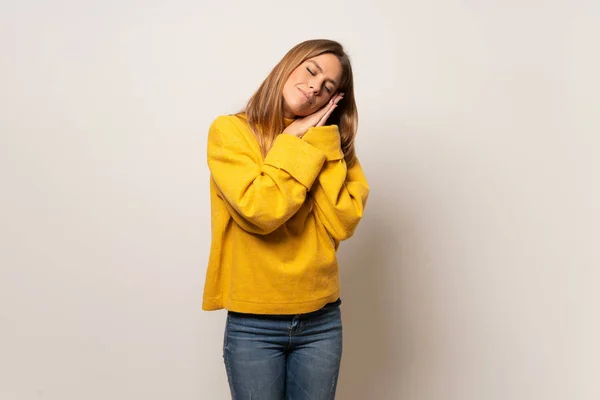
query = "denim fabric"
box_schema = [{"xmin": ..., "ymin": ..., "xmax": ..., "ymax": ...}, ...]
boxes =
[{"xmin": 223, "ymin": 302, "xmax": 343, "ymax": 399}]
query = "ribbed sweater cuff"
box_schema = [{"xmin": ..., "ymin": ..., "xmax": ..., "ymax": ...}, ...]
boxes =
[{"xmin": 264, "ymin": 133, "xmax": 327, "ymax": 189}]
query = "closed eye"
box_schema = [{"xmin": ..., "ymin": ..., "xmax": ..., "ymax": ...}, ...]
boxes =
[{"xmin": 307, "ymin": 66, "xmax": 332, "ymax": 93}]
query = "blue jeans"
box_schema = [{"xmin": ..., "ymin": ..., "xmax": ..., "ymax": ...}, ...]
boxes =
[{"xmin": 223, "ymin": 302, "xmax": 343, "ymax": 399}]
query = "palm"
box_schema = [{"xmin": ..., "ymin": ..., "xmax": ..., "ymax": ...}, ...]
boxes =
[{"xmin": 284, "ymin": 93, "xmax": 344, "ymax": 137}]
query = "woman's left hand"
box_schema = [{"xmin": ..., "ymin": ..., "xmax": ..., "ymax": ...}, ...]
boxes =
[{"xmin": 283, "ymin": 93, "xmax": 344, "ymax": 138}]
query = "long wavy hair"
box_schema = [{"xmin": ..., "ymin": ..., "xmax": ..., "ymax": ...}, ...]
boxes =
[{"xmin": 241, "ymin": 39, "xmax": 358, "ymax": 167}]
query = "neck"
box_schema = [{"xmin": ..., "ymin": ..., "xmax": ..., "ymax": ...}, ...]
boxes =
[{"xmin": 282, "ymin": 102, "xmax": 295, "ymax": 119}]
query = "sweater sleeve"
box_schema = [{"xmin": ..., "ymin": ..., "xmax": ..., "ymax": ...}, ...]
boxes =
[
  {"xmin": 302, "ymin": 125, "xmax": 370, "ymax": 241},
  {"xmin": 207, "ymin": 116, "xmax": 327, "ymax": 235}
]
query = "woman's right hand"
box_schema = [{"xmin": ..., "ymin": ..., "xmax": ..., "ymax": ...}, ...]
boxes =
[{"xmin": 283, "ymin": 93, "xmax": 344, "ymax": 138}]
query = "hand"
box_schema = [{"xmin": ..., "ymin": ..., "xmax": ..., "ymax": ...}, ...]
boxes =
[{"xmin": 283, "ymin": 92, "xmax": 344, "ymax": 138}]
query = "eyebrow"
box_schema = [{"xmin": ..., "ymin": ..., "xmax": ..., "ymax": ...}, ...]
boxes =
[{"xmin": 308, "ymin": 60, "xmax": 337, "ymax": 86}]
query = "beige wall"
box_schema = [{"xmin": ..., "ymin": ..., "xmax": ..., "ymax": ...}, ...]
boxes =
[{"xmin": 1, "ymin": 1, "xmax": 598, "ymax": 399}]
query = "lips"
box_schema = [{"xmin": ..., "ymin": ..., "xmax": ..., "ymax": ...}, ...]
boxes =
[{"xmin": 297, "ymin": 88, "xmax": 312, "ymax": 105}]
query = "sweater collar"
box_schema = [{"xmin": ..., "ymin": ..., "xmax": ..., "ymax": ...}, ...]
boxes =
[{"xmin": 284, "ymin": 117, "xmax": 296, "ymax": 128}]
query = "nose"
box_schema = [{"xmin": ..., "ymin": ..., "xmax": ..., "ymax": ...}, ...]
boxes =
[{"xmin": 309, "ymin": 83, "xmax": 320, "ymax": 95}]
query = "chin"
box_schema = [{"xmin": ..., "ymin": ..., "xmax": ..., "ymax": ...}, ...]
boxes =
[
  {"xmin": 283, "ymin": 100, "xmax": 308, "ymax": 118},
  {"xmin": 292, "ymin": 100, "xmax": 315, "ymax": 117}
]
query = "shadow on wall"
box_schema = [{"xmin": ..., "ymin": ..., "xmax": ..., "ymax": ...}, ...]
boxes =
[{"xmin": 336, "ymin": 191, "xmax": 427, "ymax": 400}]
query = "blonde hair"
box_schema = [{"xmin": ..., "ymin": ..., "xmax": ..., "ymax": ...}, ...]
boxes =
[{"xmin": 241, "ymin": 39, "xmax": 359, "ymax": 167}]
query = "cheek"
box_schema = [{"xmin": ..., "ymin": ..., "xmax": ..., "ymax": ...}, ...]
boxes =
[
  {"xmin": 315, "ymin": 94, "xmax": 332, "ymax": 109},
  {"xmin": 288, "ymin": 67, "xmax": 303, "ymax": 82},
  {"xmin": 283, "ymin": 80, "xmax": 296, "ymax": 97},
  {"xmin": 282, "ymin": 86, "xmax": 298, "ymax": 107},
  {"xmin": 283, "ymin": 76, "xmax": 300, "ymax": 100}
]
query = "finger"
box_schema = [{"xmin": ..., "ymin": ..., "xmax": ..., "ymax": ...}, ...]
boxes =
[
  {"xmin": 315, "ymin": 100, "xmax": 335, "ymax": 125},
  {"xmin": 326, "ymin": 93, "xmax": 343, "ymax": 109},
  {"xmin": 316, "ymin": 104, "xmax": 337, "ymax": 127},
  {"xmin": 316, "ymin": 94, "xmax": 343, "ymax": 126},
  {"xmin": 309, "ymin": 93, "xmax": 343, "ymax": 126},
  {"xmin": 309, "ymin": 98, "xmax": 334, "ymax": 125},
  {"xmin": 333, "ymin": 92, "xmax": 344, "ymax": 104},
  {"xmin": 321, "ymin": 96, "xmax": 337, "ymax": 114}
]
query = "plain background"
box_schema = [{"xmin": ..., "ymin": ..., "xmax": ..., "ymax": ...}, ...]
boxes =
[{"xmin": 1, "ymin": 1, "xmax": 599, "ymax": 399}]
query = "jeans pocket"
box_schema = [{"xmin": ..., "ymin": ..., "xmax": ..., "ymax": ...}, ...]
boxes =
[{"xmin": 223, "ymin": 314, "xmax": 230, "ymax": 353}]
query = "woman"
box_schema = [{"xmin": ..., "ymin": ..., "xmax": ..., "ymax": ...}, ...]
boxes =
[{"xmin": 202, "ymin": 39, "xmax": 369, "ymax": 399}]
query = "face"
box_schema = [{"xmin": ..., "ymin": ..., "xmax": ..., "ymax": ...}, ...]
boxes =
[{"xmin": 282, "ymin": 53, "xmax": 343, "ymax": 118}]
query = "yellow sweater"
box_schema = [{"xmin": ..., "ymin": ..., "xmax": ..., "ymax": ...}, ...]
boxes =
[{"xmin": 202, "ymin": 113, "xmax": 369, "ymax": 314}]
